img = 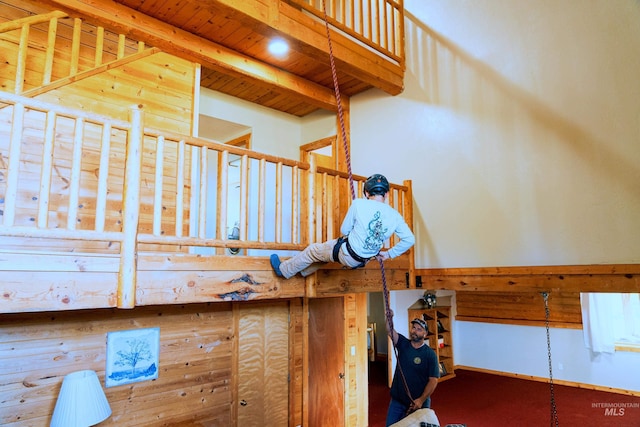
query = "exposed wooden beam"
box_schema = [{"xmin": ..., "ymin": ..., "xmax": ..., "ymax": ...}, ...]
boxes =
[
  {"xmin": 34, "ymin": 0, "xmax": 338, "ymax": 111},
  {"xmin": 416, "ymin": 264, "xmax": 640, "ymax": 293},
  {"xmin": 217, "ymin": 0, "xmax": 405, "ymax": 95}
]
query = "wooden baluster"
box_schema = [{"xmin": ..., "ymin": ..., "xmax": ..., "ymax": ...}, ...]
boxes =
[
  {"xmin": 239, "ymin": 154, "xmax": 249, "ymax": 241},
  {"xmin": 275, "ymin": 162, "xmax": 283, "ymax": 243},
  {"xmin": 43, "ymin": 17, "xmax": 57, "ymax": 85},
  {"xmin": 404, "ymin": 179, "xmax": 415, "ymax": 288},
  {"xmin": 70, "ymin": 18, "xmax": 81, "ymax": 75},
  {"xmin": 398, "ymin": 1, "xmax": 405, "ymax": 59},
  {"xmin": 375, "ymin": 0, "xmax": 381, "ymax": 45},
  {"xmin": 198, "ymin": 146, "xmax": 208, "ymax": 239},
  {"xmin": 38, "ymin": 111, "xmax": 56, "ymax": 228},
  {"xmin": 257, "ymin": 158, "xmax": 266, "ymax": 242},
  {"xmin": 216, "ymin": 150, "xmax": 229, "ymax": 254},
  {"xmin": 153, "ymin": 136, "xmax": 165, "ymax": 236},
  {"xmin": 321, "ymin": 172, "xmax": 328, "ymax": 242},
  {"xmin": 94, "ymin": 26, "xmax": 104, "ymax": 66},
  {"xmin": 15, "ymin": 24, "xmax": 29, "ymax": 94},
  {"xmin": 367, "ymin": 0, "xmax": 373, "ymax": 43},
  {"xmin": 307, "ymin": 156, "xmax": 316, "ymax": 244},
  {"xmin": 67, "ymin": 118, "xmax": 84, "ymax": 230},
  {"xmin": 332, "ymin": 174, "xmax": 340, "ymax": 239},
  {"xmin": 95, "ymin": 122, "xmax": 111, "ymax": 233},
  {"xmin": 117, "ymin": 33, "xmax": 126, "ymax": 59},
  {"xmin": 292, "ymin": 165, "xmax": 299, "ymax": 244},
  {"xmin": 359, "ymin": 0, "xmax": 364, "ymax": 42},
  {"xmin": 189, "ymin": 145, "xmax": 199, "ymax": 239},
  {"xmin": 175, "ymin": 140, "xmax": 185, "ymax": 237},
  {"xmin": 380, "ymin": 0, "xmax": 384, "ymax": 49},
  {"xmin": 4, "ymin": 103, "xmax": 24, "ymax": 226}
]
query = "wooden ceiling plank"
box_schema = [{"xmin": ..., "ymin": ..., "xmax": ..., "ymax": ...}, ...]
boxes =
[
  {"xmin": 213, "ymin": 0, "xmax": 404, "ymax": 94},
  {"xmin": 34, "ymin": 0, "xmax": 339, "ymax": 112},
  {"xmin": 181, "ymin": 10, "xmax": 212, "ymax": 33}
]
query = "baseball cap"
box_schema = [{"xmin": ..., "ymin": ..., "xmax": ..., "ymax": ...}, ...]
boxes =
[{"xmin": 411, "ymin": 318, "xmax": 427, "ymax": 331}]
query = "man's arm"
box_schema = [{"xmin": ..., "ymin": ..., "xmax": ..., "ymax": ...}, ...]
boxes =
[
  {"xmin": 411, "ymin": 377, "xmax": 438, "ymax": 410},
  {"xmin": 385, "ymin": 220, "xmax": 415, "ymax": 259},
  {"xmin": 339, "ymin": 202, "xmax": 357, "ymax": 236}
]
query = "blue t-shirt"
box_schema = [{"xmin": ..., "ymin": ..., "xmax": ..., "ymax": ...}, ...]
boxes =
[{"xmin": 390, "ymin": 334, "xmax": 439, "ymax": 407}]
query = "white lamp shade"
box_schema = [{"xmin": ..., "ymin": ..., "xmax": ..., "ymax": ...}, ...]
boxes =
[{"xmin": 51, "ymin": 370, "xmax": 112, "ymax": 427}]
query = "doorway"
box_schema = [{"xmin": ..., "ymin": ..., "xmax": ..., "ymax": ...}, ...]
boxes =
[{"xmin": 308, "ymin": 297, "xmax": 345, "ymax": 426}]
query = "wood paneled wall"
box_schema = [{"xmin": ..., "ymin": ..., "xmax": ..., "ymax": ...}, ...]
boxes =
[
  {"xmin": 34, "ymin": 51, "xmax": 195, "ymax": 134},
  {"xmin": 0, "ymin": 300, "xmax": 308, "ymax": 426},
  {"xmin": 1, "ymin": 0, "xmax": 198, "ymax": 258},
  {"xmin": 1, "ymin": 303, "xmax": 234, "ymax": 426},
  {"xmin": 456, "ymin": 291, "xmax": 583, "ymax": 328},
  {"xmin": 0, "ymin": 1, "xmax": 195, "ymax": 134}
]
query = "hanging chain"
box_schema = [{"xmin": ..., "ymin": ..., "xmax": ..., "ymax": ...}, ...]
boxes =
[{"xmin": 542, "ymin": 292, "xmax": 560, "ymax": 427}]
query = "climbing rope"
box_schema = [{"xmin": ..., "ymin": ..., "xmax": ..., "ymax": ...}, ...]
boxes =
[
  {"xmin": 542, "ymin": 292, "xmax": 560, "ymax": 427},
  {"xmin": 320, "ymin": 0, "xmax": 355, "ymax": 201},
  {"xmin": 320, "ymin": 0, "xmax": 415, "ymax": 406}
]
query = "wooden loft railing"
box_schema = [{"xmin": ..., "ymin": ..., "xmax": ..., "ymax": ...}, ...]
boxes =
[
  {"xmin": 0, "ymin": 91, "xmax": 414, "ymax": 311},
  {"xmin": 0, "ymin": 10, "xmax": 157, "ymax": 97},
  {"xmin": 288, "ymin": 0, "xmax": 405, "ymax": 63}
]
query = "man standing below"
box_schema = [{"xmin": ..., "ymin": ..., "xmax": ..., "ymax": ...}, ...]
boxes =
[{"xmin": 385, "ymin": 316, "xmax": 439, "ymax": 426}]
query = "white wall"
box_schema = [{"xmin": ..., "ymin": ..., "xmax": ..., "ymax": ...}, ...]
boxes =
[
  {"xmin": 351, "ymin": 0, "xmax": 640, "ymax": 268},
  {"xmin": 199, "ymin": 87, "xmax": 303, "ymax": 159},
  {"xmin": 350, "ymin": 1, "xmax": 640, "ymax": 392},
  {"xmin": 300, "ymin": 109, "xmax": 337, "ymax": 144},
  {"xmin": 456, "ymin": 321, "xmax": 640, "ymax": 392}
]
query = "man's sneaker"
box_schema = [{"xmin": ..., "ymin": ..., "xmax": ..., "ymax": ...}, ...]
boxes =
[{"xmin": 270, "ymin": 254, "xmax": 284, "ymax": 277}]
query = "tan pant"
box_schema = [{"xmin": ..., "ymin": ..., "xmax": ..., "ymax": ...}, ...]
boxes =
[{"xmin": 278, "ymin": 238, "xmax": 365, "ymax": 279}]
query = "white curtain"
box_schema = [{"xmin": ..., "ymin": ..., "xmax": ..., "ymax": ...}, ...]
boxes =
[
  {"xmin": 581, "ymin": 293, "xmax": 640, "ymax": 353},
  {"xmin": 620, "ymin": 293, "xmax": 640, "ymax": 341},
  {"xmin": 580, "ymin": 293, "xmax": 619, "ymax": 353}
]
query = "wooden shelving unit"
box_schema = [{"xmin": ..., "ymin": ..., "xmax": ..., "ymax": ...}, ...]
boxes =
[{"xmin": 408, "ymin": 301, "xmax": 456, "ymax": 382}]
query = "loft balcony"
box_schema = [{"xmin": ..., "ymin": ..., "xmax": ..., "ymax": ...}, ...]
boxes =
[
  {"xmin": 25, "ymin": 0, "xmax": 406, "ymax": 117},
  {"xmin": 0, "ymin": 91, "xmax": 414, "ymax": 313}
]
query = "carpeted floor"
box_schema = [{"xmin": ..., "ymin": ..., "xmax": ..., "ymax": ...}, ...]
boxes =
[
  {"xmin": 368, "ymin": 360, "xmax": 392, "ymax": 426},
  {"xmin": 368, "ymin": 361, "xmax": 640, "ymax": 427}
]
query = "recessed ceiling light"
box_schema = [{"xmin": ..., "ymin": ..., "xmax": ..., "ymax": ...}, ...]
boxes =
[{"xmin": 268, "ymin": 38, "xmax": 289, "ymax": 57}]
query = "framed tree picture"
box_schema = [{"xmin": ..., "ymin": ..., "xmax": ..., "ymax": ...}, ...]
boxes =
[{"xmin": 106, "ymin": 327, "xmax": 160, "ymax": 387}]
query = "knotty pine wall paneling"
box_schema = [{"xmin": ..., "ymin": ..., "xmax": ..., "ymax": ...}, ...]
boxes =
[
  {"xmin": 455, "ymin": 291, "xmax": 582, "ymax": 328},
  {"xmin": 0, "ymin": 303, "xmax": 235, "ymax": 426},
  {"xmin": 0, "ymin": 300, "xmax": 307, "ymax": 426}
]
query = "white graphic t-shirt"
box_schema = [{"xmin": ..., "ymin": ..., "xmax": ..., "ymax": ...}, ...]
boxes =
[{"xmin": 340, "ymin": 198, "xmax": 415, "ymax": 259}]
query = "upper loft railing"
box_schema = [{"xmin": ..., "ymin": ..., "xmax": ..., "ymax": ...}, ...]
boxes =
[
  {"xmin": 287, "ymin": 0, "xmax": 405, "ymax": 63},
  {"xmin": 0, "ymin": 10, "xmax": 156, "ymax": 97},
  {"xmin": 0, "ymin": 91, "xmax": 413, "ymax": 305}
]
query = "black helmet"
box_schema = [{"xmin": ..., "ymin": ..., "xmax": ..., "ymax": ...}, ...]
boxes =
[{"xmin": 364, "ymin": 174, "xmax": 389, "ymax": 196}]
